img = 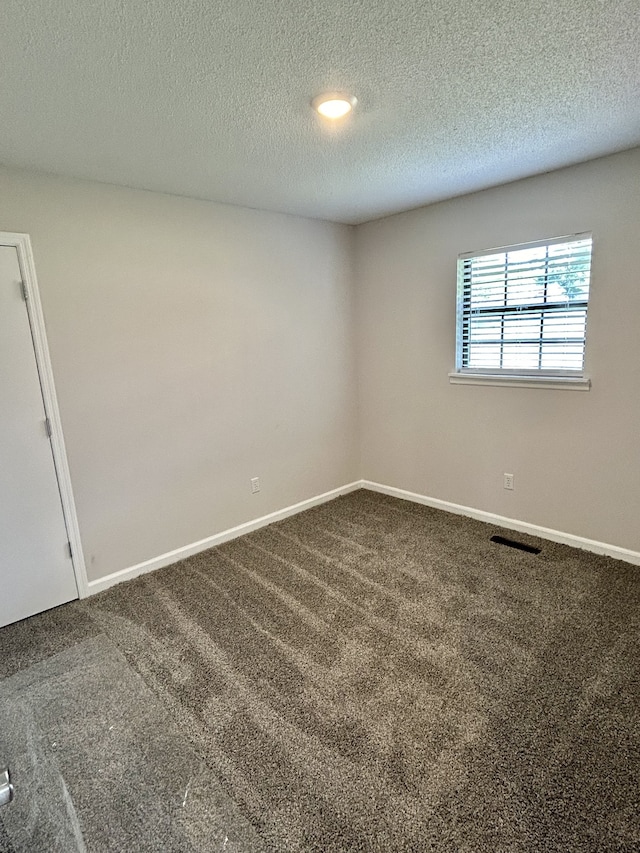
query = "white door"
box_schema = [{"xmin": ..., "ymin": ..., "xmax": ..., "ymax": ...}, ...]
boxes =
[{"xmin": 1, "ymin": 244, "xmax": 78, "ymax": 627}]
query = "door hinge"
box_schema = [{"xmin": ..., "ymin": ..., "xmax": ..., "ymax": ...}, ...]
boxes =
[
  {"xmin": 45, "ymin": 417, "xmax": 52, "ymax": 438},
  {"xmin": 20, "ymin": 281, "xmax": 28, "ymax": 301},
  {"xmin": 67, "ymin": 541, "xmax": 73, "ymax": 559}
]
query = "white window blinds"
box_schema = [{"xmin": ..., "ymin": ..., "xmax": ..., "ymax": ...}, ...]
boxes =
[{"xmin": 456, "ymin": 234, "xmax": 592, "ymax": 375}]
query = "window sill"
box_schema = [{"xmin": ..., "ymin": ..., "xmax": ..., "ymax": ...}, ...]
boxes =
[{"xmin": 448, "ymin": 372, "xmax": 591, "ymax": 391}]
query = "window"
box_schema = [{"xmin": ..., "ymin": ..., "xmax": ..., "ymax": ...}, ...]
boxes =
[{"xmin": 454, "ymin": 234, "xmax": 592, "ymax": 384}]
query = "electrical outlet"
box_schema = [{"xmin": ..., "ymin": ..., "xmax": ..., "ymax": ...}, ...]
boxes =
[
  {"xmin": 503, "ymin": 473, "xmax": 514, "ymax": 490},
  {"xmin": 251, "ymin": 477, "xmax": 260, "ymax": 494}
]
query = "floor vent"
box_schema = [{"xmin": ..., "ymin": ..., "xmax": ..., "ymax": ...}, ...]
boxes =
[{"xmin": 490, "ymin": 535, "xmax": 541, "ymax": 554}]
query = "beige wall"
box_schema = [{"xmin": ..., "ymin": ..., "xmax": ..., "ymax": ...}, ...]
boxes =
[
  {"xmin": 355, "ymin": 148, "xmax": 640, "ymax": 553},
  {"xmin": 0, "ymin": 168, "xmax": 357, "ymax": 582},
  {"xmin": 2, "ymin": 148, "xmax": 639, "ymax": 587}
]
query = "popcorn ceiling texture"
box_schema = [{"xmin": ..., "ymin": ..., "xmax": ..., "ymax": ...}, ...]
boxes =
[{"xmin": 0, "ymin": 0, "xmax": 639, "ymax": 223}]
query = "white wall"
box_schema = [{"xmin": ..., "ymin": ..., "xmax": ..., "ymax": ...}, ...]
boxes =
[
  {"xmin": 0, "ymin": 168, "xmax": 357, "ymax": 582},
  {"xmin": 355, "ymin": 148, "xmax": 640, "ymax": 553}
]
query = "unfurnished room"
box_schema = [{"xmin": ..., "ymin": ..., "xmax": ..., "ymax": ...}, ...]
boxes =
[{"xmin": 0, "ymin": 0, "xmax": 639, "ymax": 850}]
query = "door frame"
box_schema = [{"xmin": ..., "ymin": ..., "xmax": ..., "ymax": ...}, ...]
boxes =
[{"xmin": 0, "ymin": 231, "xmax": 88, "ymax": 598}]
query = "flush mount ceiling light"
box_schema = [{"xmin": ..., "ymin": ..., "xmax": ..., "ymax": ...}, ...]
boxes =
[{"xmin": 311, "ymin": 93, "xmax": 357, "ymax": 120}]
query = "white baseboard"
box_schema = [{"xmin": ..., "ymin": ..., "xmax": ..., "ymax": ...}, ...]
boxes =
[
  {"xmin": 361, "ymin": 480, "xmax": 640, "ymax": 566},
  {"xmin": 87, "ymin": 477, "xmax": 640, "ymax": 596},
  {"xmin": 87, "ymin": 481, "xmax": 362, "ymax": 595}
]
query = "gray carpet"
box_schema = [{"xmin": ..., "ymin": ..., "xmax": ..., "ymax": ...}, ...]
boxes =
[
  {"xmin": 1, "ymin": 489, "xmax": 639, "ymax": 851},
  {"xmin": 0, "ymin": 637, "xmax": 262, "ymax": 852}
]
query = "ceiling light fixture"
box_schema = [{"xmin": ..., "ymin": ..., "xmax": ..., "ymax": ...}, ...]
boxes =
[{"xmin": 312, "ymin": 93, "xmax": 357, "ymax": 120}]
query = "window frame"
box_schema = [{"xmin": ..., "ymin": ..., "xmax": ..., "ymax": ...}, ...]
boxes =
[{"xmin": 452, "ymin": 233, "xmax": 593, "ymax": 389}]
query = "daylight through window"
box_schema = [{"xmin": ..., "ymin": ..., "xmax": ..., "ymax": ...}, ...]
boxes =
[{"xmin": 456, "ymin": 234, "xmax": 592, "ymax": 376}]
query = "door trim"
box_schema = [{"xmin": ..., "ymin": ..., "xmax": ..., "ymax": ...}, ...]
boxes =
[{"xmin": 0, "ymin": 232, "xmax": 89, "ymax": 599}]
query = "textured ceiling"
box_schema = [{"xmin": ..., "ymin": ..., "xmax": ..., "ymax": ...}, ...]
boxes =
[{"xmin": 0, "ymin": 0, "xmax": 639, "ymax": 224}]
